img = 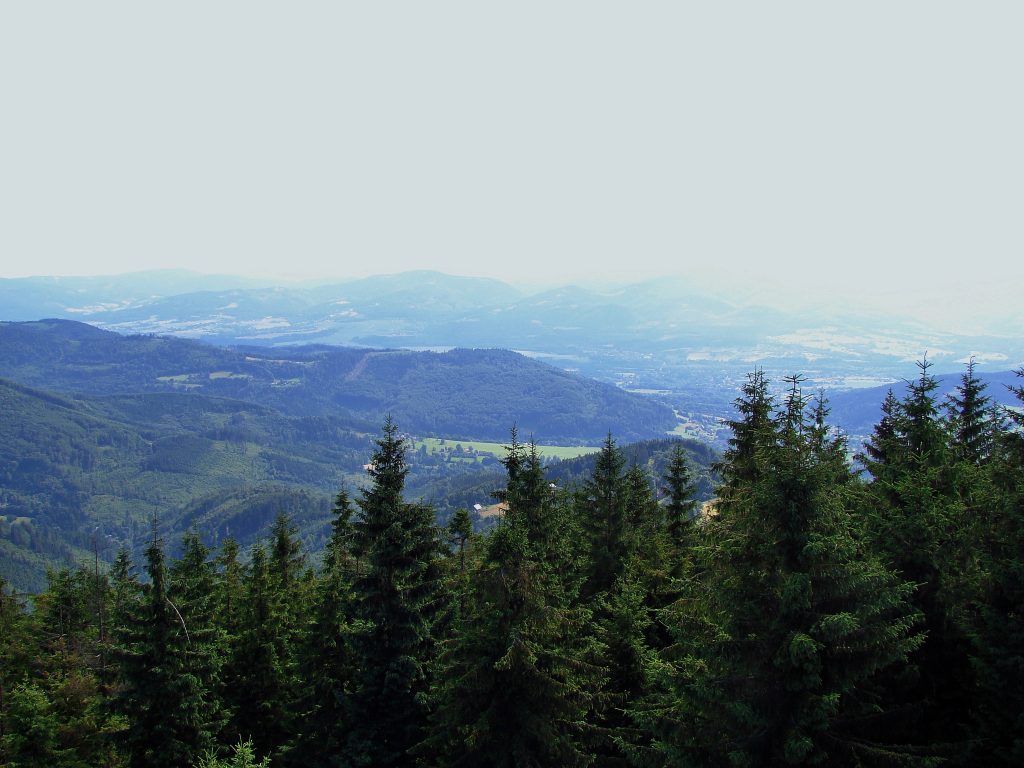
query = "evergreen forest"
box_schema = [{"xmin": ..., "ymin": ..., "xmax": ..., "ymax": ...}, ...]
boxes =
[{"xmin": 2, "ymin": 361, "xmax": 1023, "ymax": 767}]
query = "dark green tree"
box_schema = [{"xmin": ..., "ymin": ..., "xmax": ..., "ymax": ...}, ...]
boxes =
[
  {"xmin": 0, "ymin": 682, "xmax": 69, "ymax": 767},
  {"xmin": 224, "ymin": 544, "xmax": 293, "ymax": 762},
  {"xmin": 211, "ymin": 537, "xmax": 245, "ymax": 748},
  {"xmin": 858, "ymin": 389, "xmax": 903, "ymax": 485},
  {"xmin": 108, "ymin": 546, "xmax": 139, "ymax": 637},
  {"xmin": 946, "ymin": 358, "xmax": 1000, "ymax": 466},
  {"xmin": 969, "ymin": 368, "xmax": 1024, "ymax": 765},
  {"xmin": 429, "ymin": 437, "xmax": 602, "ymax": 767},
  {"xmin": 662, "ymin": 445, "xmax": 698, "ymax": 552},
  {"xmin": 647, "ymin": 375, "xmax": 924, "ymax": 767},
  {"xmin": 214, "ymin": 537, "xmax": 245, "ymax": 656},
  {"xmin": 864, "ymin": 359, "xmax": 977, "ymax": 756},
  {"xmin": 447, "ymin": 507, "xmax": 473, "ymax": 576},
  {"xmin": 0, "ymin": 578, "xmax": 35, "ymax": 763},
  {"xmin": 114, "ymin": 536, "xmax": 217, "ymax": 768},
  {"xmin": 345, "ymin": 418, "xmax": 443, "ymax": 768},
  {"xmin": 289, "ymin": 490, "xmax": 358, "ymax": 766},
  {"xmin": 623, "ymin": 464, "xmax": 658, "ymax": 534},
  {"xmin": 715, "ymin": 369, "xmax": 775, "ymax": 505},
  {"xmin": 23, "ymin": 565, "xmax": 123, "ymax": 767},
  {"xmin": 169, "ymin": 532, "xmax": 226, "ymax": 750},
  {"xmin": 580, "ymin": 433, "xmax": 629, "ymax": 599},
  {"xmin": 269, "ymin": 512, "xmax": 307, "ymax": 606}
]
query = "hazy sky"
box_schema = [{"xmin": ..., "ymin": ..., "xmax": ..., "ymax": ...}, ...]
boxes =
[{"xmin": 1, "ymin": 3, "xmax": 1021, "ymax": 328}]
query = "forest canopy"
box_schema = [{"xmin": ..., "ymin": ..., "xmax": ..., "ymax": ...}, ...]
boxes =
[{"xmin": 2, "ymin": 362, "xmax": 1023, "ymax": 767}]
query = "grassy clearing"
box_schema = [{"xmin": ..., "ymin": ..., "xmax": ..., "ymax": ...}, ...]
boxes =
[
  {"xmin": 209, "ymin": 370, "xmax": 251, "ymax": 380},
  {"xmin": 668, "ymin": 423, "xmax": 703, "ymax": 438},
  {"xmin": 414, "ymin": 437, "xmax": 598, "ymax": 460}
]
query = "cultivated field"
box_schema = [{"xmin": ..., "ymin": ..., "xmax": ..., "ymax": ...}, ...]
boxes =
[{"xmin": 414, "ymin": 437, "xmax": 599, "ymax": 461}]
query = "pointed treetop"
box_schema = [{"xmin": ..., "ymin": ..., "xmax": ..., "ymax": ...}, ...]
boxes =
[{"xmin": 947, "ymin": 357, "xmax": 1000, "ymax": 464}]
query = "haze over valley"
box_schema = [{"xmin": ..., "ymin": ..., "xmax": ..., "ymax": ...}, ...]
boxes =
[{"xmin": 2, "ymin": 268, "xmax": 1020, "ymax": 447}]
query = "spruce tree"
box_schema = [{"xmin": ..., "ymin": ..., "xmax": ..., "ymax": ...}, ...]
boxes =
[
  {"xmin": 346, "ymin": 418, "xmax": 443, "ymax": 768},
  {"xmin": 662, "ymin": 445, "xmax": 698, "ymax": 553},
  {"xmin": 266, "ymin": 512, "xmax": 307, "ymax": 762},
  {"xmin": 946, "ymin": 358, "xmax": 1000, "ymax": 466},
  {"xmin": 29, "ymin": 566, "xmax": 125, "ymax": 767},
  {"xmin": 429, "ymin": 437, "xmax": 602, "ymax": 767},
  {"xmin": 902, "ymin": 357, "xmax": 947, "ymax": 463},
  {"xmin": 864, "ymin": 359, "xmax": 977, "ymax": 755},
  {"xmin": 590, "ymin": 461, "xmax": 679, "ymax": 765},
  {"xmin": 114, "ymin": 536, "xmax": 217, "ymax": 768},
  {"xmin": 269, "ymin": 512, "xmax": 307, "ymax": 607},
  {"xmin": 624, "ymin": 462, "xmax": 676, "ymax": 603},
  {"xmin": 648, "ymin": 374, "xmax": 924, "ymax": 767},
  {"xmin": 225, "ymin": 544, "xmax": 294, "ymax": 761},
  {"xmin": 0, "ymin": 578, "xmax": 35, "ymax": 763},
  {"xmin": 169, "ymin": 533, "xmax": 226, "ymax": 750},
  {"xmin": 0, "ymin": 682, "xmax": 70, "ymax": 767},
  {"xmin": 580, "ymin": 433, "xmax": 629, "ymax": 599},
  {"xmin": 214, "ymin": 537, "xmax": 245, "ymax": 658},
  {"xmin": 447, "ymin": 507, "xmax": 473, "ymax": 577},
  {"xmin": 591, "ymin": 562, "xmax": 656, "ymax": 767},
  {"xmin": 623, "ymin": 464, "xmax": 658, "ymax": 534},
  {"xmin": 108, "ymin": 546, "xmax": 139, "ymax": 639},
  {"xmin": 290, "ymin": 490, "xmax": 358, "ymax": 766},
  {"xmin": 36, "ymin": 568, "xmax": 92, "ymax": 671},
  {"xmin": 969, "ymin": 368, "xmax": 1024, "ymax": 765}
]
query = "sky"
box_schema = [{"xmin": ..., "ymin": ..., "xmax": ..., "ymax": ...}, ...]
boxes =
[{"xmin": 1, "ymin": 3, "xmax": 1021, "ymax": 330}]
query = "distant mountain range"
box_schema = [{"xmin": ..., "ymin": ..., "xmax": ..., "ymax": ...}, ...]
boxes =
[{"xmin": 1, "ymin": 270, "xmax": 1019, "ymax": 376}]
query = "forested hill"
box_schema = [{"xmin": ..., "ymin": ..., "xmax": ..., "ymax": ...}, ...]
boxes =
[
  {"xmin": 0, "ymin": 378, "xmax": 365, "ymax": 591},
  {"xmin": 0, "ymin": 319, "xmax": 676, "ymax": 442},
  {"xmin": 4, "ymin": 367, "xmax": 1023, "ymax": 766},
  {"xmin": 0, "ymin": 371, "xmax": 715, "ymax": 592},
  {"xmin": 0, "ymin": 318, "xmax": 691, "ymax": 592}
]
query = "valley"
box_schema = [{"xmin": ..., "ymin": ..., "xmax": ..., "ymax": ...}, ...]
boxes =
[
  {"xmin": 0, "ymin": 273, "xmax": 1020, "ymax": 592},
  {"xmin": 0, "ymin": 321, "xmax": 714, "ymax": 591}
]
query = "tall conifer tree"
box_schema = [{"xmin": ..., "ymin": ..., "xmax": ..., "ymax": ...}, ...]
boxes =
[
  {"xmin": 648, "ymin": 375, "xmax": 924, "ymax": 766},
  {"xmin": 946, "ymin": 358, "xmax": 1000, "ymax": 466},
  {"xmin": 226, "ymin": 544, "xmax": 293, "ymax": 761},
  {"xmin": 115, "ymin": 536, "xmax": 217, "ymax": 768},
  {"xmin": 970, "ymin": 368, "xmax": 1024, "ymax": 765},
  {"xmin": 581, "ymin": 434, "xmax": 629, "ymax": 599},
  {"xmin": 290, "ymin": 490, "xmax": 358, "ymax": 766},
  {"xmin": 864, "ymin": 359, "xmax": 977, "ymax": 754},
  {"xmin": 346, "ymin": 418, "xmax": 442, "ymax": 768},
  {"xmin": 169, "ymin": 533, "xmax": 226, "ymax": 750},
  {"xmin": 663, "ymin": 445, "xmax": 698, "ymax": 553},
  {"xmin": 429, "ymin": 433, "xmax": 601, "ymax": 767}
]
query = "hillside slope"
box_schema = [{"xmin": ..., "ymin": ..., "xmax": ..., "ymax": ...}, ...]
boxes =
[
  {"xmin": 0, "ymin": 378, "xmax": 371, "ymax": 591},
  {"xmin": 826, "ymin": 369, "xmax": 1022, "ymax": 439},
  {"xmin": 0, "ymin": 319, "xmax": 677, "ymax": 442}
]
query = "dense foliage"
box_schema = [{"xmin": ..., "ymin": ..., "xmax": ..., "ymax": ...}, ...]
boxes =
[{"xmin": 2, "ymin": 362, "xmax": 1023, "ymax": 766}]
